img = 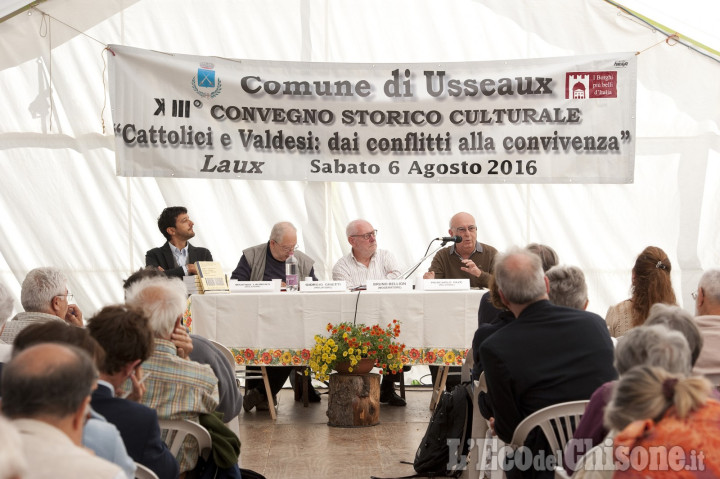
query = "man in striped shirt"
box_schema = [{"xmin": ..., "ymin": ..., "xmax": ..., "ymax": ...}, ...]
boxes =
[
  {"xmin": 332, "ymin": 219, "xmax": 406, "ymax": 406},
  {"xmin": 332, "ymin": 219, "xmax": 402, "ymax": 289}
]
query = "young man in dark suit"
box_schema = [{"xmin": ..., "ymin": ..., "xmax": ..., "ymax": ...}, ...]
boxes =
[
  {"xmin": 146, "ymin": 206, "xmax": 213, "ymax": 278},
  {"xmin": 87, "ymin": 305, "xmax": 179, "ymax": 479}
]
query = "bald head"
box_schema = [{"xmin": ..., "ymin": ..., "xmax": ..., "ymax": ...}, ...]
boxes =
[{"xmin": 2, "ymin": 343, "xmax": 97, "ymax": 419}]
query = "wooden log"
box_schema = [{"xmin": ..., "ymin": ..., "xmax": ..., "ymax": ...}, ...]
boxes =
[{"xmin": 326, "ymin": 372, "xmax": 380, "ymax": 427}]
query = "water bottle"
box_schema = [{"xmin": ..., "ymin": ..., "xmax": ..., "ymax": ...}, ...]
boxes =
[{"xmin": 285, "ymin": 252, "xmax": 299, "ymax": 291}]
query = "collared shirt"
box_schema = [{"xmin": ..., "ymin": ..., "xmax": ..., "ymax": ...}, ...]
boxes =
[
  {"xmin": 14, "ymin": 418, "xmax": 125, "ymax": 479},
  {"xmin": 169, "ymin": 243, "xmax": 189, "ymax": 276},
  {"xmin": 0, "ymin": 311, "xmax": 65, "ymax": 344},
  {"xmin": 123, "ymin": 338, "xmax": 219, "ymax": 473},
  {"xmin": 428, "ymin": 241, "xmax": 497, "ymax": 289},
  {"xmin": 332, "ymin": 249, "xmax": 402, "ymax": 289}
]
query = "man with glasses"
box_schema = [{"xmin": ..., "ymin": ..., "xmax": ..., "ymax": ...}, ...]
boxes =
[
  {"xmin": 230, "ymin": 221, "xmax": 320, "ymax": 411},
  {"xmin": 422, "ymin": 211, "xmax": 497, "ymax": 289},
  {"xmin": 692, "ymin": 268, "xmax": 720, "ymax": 385},
  {"xmin": 332, "ymin": 219, "xmax": 406, "ymax": 406},
  {"xmin": 332, "ymin": 219, "xmax": 401, "ymax": 289},
  {"xmin": 146, "ymin": 206, "xmax": 213, "ymax": 278},
  {"xmin": 0, "ymin": 267, "xmax": 83, "ymax": 343}
]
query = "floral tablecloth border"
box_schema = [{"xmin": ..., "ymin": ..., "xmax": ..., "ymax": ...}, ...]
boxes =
[{"xmin": 227, "ymin": 347, "xmax": 466, "ymax": 366}]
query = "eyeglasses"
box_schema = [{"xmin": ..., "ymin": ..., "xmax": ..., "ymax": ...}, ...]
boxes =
[
  {"xmin": 274, "ymin": 242, "xmax": 297, "ymax": 253},
  {"xmin": 691, "ymin": 290, "xmax": 699, "ymax": 300},
  {"xmin": 454, "ymin": 226, "xmax": 477, "ymax": 234},
  {"xmin": 56, "ymin": 293, "xmax": 74, "ymax": 301},
  {"xmin": 350, "ymin": 230, "xmax": 377, "ymax": 240}
]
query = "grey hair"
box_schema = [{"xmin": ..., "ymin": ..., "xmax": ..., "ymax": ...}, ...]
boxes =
[
  {"xmin": 645, "ymin": 303, "xmax": 703, "ymax": 366},
  {"xmin": 605, "ymin": 366, "xmax": 711, "ymax": 432},
  {"xmin": 526, "ymin": 243, "xmax": 559, "ymax": 272},
  {"xmin": 346, "ymin": 219, "xmax": 367, "ymax": 237},
  {"xmin": 493, "ymin": 246, "xmax": 546, "ymax": 304},
  {"xmin": 0, "ymin": 283, "xmax": 14, "ymax": 327},
  {"xmin": 269, "ymin": 221, "xmax": 296, "ymax": 243},
  {"xmin": 20, "ymin": 267, "xmax": 66, "ymax": 313},
  {"xmin": 125, "ymin": 276, "xmax": 187, "ymax": 338},
  {"xmin": 614, "ymin": 324, "xmax": 692, "ymax": 375},
  {"xmin": 698, "ymin": 268, "xmax": 720, "ymax": 303},
  {"xmin": 546, "ymin": 265, "xmax": 588, "ymax": 310}
]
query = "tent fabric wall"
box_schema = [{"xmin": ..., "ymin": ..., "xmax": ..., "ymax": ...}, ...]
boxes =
[{"xmin": 0, "ymin": 0, "xmax": 718, "ymax": 319}]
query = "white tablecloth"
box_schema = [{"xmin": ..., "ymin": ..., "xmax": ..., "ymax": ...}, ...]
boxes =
[{"xmin": 190, "ymin": 289, "xmax": 483, "ymax": 365}]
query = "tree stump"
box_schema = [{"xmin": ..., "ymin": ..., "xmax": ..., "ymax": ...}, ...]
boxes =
[{"xmin": 326, "ymin": 372, "xmax": 380, "ymax": 427}]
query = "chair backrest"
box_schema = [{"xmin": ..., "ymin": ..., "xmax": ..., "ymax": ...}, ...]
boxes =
[
  {"xmin": 134, "ymin": 462, "xmax": 159, "ymax": 479},
  {"xmin": 510, "ymin": 400, "xmax": 589, "ymax": 454},
  {"xmin": 158, "ymin": 419, "xmax": 212, "ymax": 461},
  {"xmin": 208, "ymin": 339, "xmax": 237, "ymax": 368}
]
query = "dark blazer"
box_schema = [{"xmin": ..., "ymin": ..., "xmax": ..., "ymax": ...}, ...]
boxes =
[
  {"xmin": 479, "ymin": 300, "xmax": 616, "ymax": 443},
  {"xmin": 145, "ymin": 242, "xmax": 213, "ymax": 278},
  {"xmin": 91, "ymin": 383, "xmax": 179, "ymax": 479}
]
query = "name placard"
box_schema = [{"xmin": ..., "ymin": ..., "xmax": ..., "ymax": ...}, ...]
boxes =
[
  {"xmin": 422, "ymin": 278, "xmax": 471, "ymax": 291},
  {"xmin": 300, "ymin": 281, "xmax": 347, "ymax": 292},
  {"xmin": 367, "ymin": 279, "xmax": 413, "ymax": 291},
  {"xmin": 229, "ymin": 281, "xmax": 275, "ymax": 292}
]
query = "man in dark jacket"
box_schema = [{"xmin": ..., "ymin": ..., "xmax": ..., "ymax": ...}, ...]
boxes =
[
  {"xmin": 479, "ymin": 247, "xmax": 616, "ymax": 479},
  {"xmin": 87, "ymin": 305, "xmax": 179, "ymax": 479},
  {"xmin": 146, "ymin": 206, "xmax": 213, "ymax": 278}
]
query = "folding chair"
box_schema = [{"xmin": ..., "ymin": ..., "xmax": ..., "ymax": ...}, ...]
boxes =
[
  {"xmin": 134, "ymin": 462, "xmax": 159, "ymax": 479},
  {"xmin": 158, "ymin": 419, "xmax": 212, "ymax": 462}
]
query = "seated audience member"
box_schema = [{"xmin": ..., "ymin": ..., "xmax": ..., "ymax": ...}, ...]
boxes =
[
  {"xmin": 1, "ymin": 343, "xmax": 125, "ymax": 478},
  {"xmin": 605, "ymin": 246, "xmax": 676, "ymax": 338},
  {"xmin": 333, "ymin": 219, "xmax": 406, "ymax": 406},
  {"xmin": 478, "ymin": 246, "xmax": 616, "ymax": 479},
  {"xmin": 0, "ymin": 414, "xmax": 27, "ymax": 479},
  {"xmin": 564, "ymin": 323, "xmax": 692, "ymax": 473},
  {"xmin": 88, "ymin": 305, "xmax": 179, "ymax": 479},
  {"xmin": 12, "ymin": 321, "xmax": 136, "ymax": 478},
  {"xmin": 546, "ymin": 265, "xmax": 589, "ymax": 310},
  {"xmin": 605, "ymin": 366, "xmax": 720, "ymax": 479},
  {"xmin": 125, "ymin": 276, "xmax": 221, "ymax": 474},
  {"xmin": 0, "ymin": 267, "xmax": 82, "ymax": 343},
  {"xmin": 477, "ymin": 243, "xmax": 558, "ymax": 328},
  {"xmin": 231, "ymin": 221, "xmax": 320, "ymax": 410},
  {"xmin": 471, "ymin": 244, "xmax": 559, "ymax": 380},
  {"xmin": 124, "ymin": 267, "xmax": 243, "ymax": 422},
  {"xmin": 146, "ymin": 206, "xmax": 213, "ymax": 278},
  {"xmin": 0, "ymin": 283, "xmax": 14, "ymax": 362},
  {"xmin": 692, "ymin": 268, "xmax": 720, "ymax": 385}
]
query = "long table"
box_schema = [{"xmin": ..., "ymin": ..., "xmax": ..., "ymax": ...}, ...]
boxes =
[{"xmin": 189, "ymin": 289, "xmax": 483, "ymax": 417}]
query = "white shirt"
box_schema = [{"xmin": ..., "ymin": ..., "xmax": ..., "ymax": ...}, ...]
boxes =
[
  {"xmin": 169, "ymin": 242, "xmax": 189, "ymax": 275},
  {"xmin": 332, "ymin": 249, "xmax": 402, "ymax": 289},
  {"xmin": 13, "ymin": 418, "xmax": 125, "ymax": 479}
]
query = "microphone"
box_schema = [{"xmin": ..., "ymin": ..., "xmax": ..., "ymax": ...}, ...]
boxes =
[{"xmin": 436, "ymin": 235, "xmax": 462, "ymax": 244}]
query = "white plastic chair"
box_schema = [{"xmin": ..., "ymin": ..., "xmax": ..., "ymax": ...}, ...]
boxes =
[
  {"xmin": 134, "ymin": 462, "xmax": 159, "ymax": 479},
  {"xmin": 507, "ymin": 400, "xmax": 589, "ymax": 478},
  {"xmin": 158, "ymin": 419, "xmax": 212, "ymax": 461}
]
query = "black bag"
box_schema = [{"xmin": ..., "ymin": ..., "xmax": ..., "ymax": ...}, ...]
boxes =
[{"xmin": 412, "ymin": 383, "xmax": 473, "ymax": 478}]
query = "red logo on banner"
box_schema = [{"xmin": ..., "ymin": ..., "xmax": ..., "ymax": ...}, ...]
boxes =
[{"xmin": 565, "ymin": 71, "xmax": 617, "ymax": 99}]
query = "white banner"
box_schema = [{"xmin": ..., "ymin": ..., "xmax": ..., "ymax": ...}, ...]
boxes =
[{"xmin": 109, "ymin": 45, "xmax": 636, "ymax": 183}]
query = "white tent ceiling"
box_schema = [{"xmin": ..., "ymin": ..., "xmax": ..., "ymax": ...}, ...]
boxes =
[{"xmin": 0, "ymin": 0, "xmax": 718, "ymax": 319}]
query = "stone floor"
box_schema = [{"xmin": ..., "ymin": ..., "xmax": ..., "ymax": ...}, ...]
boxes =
[{"xmin": 235, "ymin": 385, "xmax": 434, "ymax": 479}]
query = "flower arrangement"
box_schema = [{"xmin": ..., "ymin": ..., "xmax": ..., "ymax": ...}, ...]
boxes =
[{"xmin": 308, "ymin": 320, "xmax": 406, "ymax": 381}]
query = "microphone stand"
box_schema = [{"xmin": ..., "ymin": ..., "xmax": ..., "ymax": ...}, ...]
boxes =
[{"xmin": 400, "ymin": 239, "xmax": 451, "ymax": 280}]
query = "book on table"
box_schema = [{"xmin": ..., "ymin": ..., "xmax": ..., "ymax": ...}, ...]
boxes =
[{"xmin": 195, "ymin": 261, "xmax": 229, "ymax": 294}]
